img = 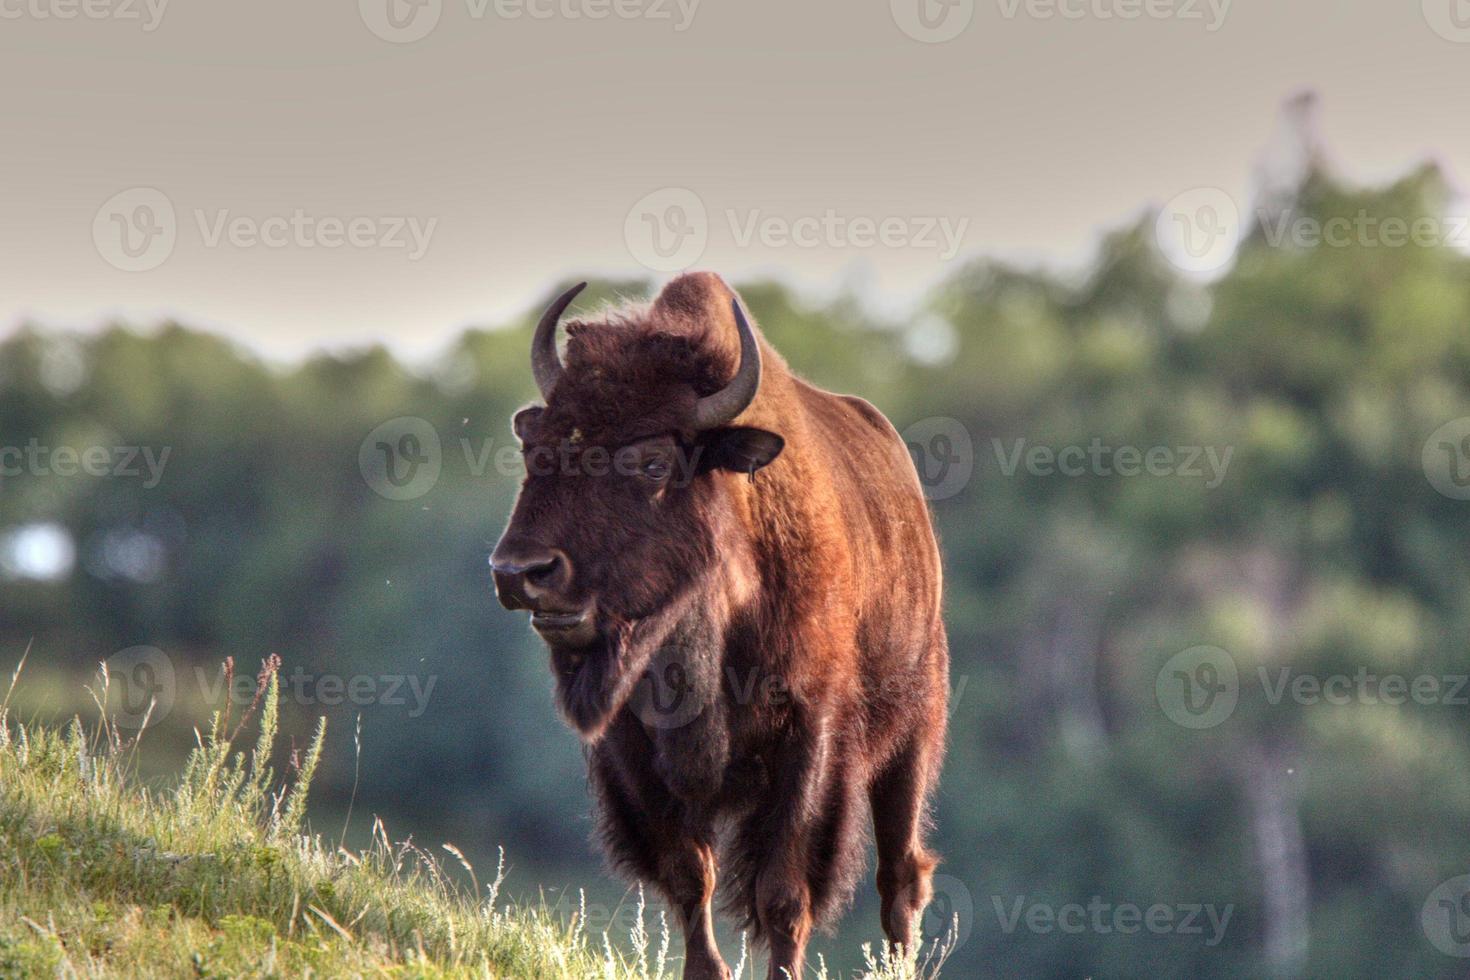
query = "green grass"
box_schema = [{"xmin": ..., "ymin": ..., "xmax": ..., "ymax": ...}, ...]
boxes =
[{"xmin": 0, "ymin": 653, "xmax": 948, "ymax": 978}]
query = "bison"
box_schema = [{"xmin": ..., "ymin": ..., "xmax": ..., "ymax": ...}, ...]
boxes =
[{"xmin": 490, "ymin": 272, "xmax": 948, "ymax": 979}]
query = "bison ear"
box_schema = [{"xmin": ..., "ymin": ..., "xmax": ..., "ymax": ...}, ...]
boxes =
[
  {"xmin": 699, "ymin": 427, "xmax": 784, "ymax": 477},
  {"xmin": 511, "ymin": 406, "xmax": 544, "ymax": 444}
]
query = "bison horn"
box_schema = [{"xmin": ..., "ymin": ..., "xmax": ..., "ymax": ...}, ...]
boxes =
[
  {"xmin": 693, "ymin": 299, "xmax": 763, "ymax": 430},
  {"xmin": 532, "ymin": 282, "xmax": 587, "ymax": 399}
]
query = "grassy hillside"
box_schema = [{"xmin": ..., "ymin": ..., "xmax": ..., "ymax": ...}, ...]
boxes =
[{"xmin": 0, "ymin": 655, "xmax": 947, "ymax": 979}]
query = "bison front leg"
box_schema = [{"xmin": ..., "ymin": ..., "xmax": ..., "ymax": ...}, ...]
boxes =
[
  {"xmin": 732, "ymin": 707, "xmax": 836, "ymax": 980},
  {"xmin": 869, "ymin": 707, "xmax": 944, "ymax": 954},
  {"xmin": 665, "ymin": 844, "xmax": 728, "ymax": 980},
  {"xmin": 754, "ymin": 861, "xmax": 813, "ymax": 980},
  {"xmin": 870, "ymin": 748, "xmax": 939, "ymax": 952},
  {"xmin": 591, "ymin": 717, "xmax": 731, "ymax": 980}
]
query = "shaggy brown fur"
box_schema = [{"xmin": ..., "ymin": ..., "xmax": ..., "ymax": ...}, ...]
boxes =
[{"xmin": 491, "ymin": 272, "xmax": 949, "ymax": 980}]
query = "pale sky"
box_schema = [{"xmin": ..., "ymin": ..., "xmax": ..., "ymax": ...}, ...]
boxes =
[{"xmin": 2, "ymin": 0, "xmax": 1467, "ymax": 359}]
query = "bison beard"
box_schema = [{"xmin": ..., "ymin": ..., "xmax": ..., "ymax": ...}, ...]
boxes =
[
  {"xmin": 551, "ymin": 586, "xmax": 703, "ymax": 742},
  {"xmin": 491, "ymin": 272, "xmax": 949, "ymax": 980}
]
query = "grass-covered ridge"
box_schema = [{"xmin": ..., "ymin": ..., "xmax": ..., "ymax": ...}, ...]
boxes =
[{"xmin": 0, "ymin": 653, "xmax": 946, "ymax": 978}]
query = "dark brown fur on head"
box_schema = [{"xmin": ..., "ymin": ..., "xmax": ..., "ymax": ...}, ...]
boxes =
[{"xmin": 543, "ymin": 272, "xmax": 745, "ymax": 441}]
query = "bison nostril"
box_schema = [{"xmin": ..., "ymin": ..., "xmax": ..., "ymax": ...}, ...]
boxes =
[{"xmin": 523, "ymin": 554, "xmax": 560, "ymax": 586}]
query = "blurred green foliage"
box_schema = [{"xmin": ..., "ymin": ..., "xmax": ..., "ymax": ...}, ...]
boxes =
[{"xmin": 5, "ymin": 161, "xmax": 1470, "ymax": 978}]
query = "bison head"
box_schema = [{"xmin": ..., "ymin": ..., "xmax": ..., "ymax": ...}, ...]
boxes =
[{"xmin": 490, "ymin": 274, "xmax": 784, "ymax": 741}]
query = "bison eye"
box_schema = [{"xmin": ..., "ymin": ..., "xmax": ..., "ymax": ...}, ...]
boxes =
[{"xmin": 641, "ymin": 457, "xmax": 672, "ymax": 482}]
